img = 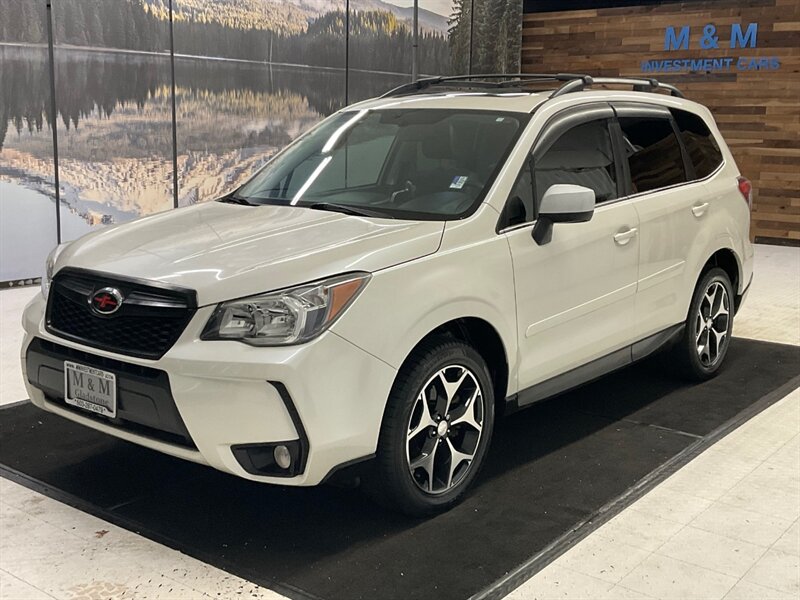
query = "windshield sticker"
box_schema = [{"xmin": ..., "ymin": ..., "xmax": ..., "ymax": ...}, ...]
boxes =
[{"xmin": 450, "ymin": 175, "xmax": 468, "ymax": 190}]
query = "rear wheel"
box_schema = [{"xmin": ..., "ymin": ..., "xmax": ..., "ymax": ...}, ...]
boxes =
[
  {"xmin": 365, "ymin": 338, "xmax": 495, "ymax": 516},
  {"xmin": 671, "ymin": 267, "xmax": 734, "ymax": 380}
]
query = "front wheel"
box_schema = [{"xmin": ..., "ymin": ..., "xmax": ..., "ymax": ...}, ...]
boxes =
[
  {"xmin": 364, "ymin": 338, "xmax": 495, "ymax": 516},
  {"xmin": 671, "ymin": 267, "xmax": 734, "ymax": 380}
]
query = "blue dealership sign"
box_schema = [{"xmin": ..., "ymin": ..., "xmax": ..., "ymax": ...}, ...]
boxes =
[{"xmin": 642, "ymin": 23, "xmax": 781, "ymax": 73}]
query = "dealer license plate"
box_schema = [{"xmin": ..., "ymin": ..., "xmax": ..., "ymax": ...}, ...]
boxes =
[{"xmin": 64, "ymin": 361, "xmax": 117, "ymax": 418}]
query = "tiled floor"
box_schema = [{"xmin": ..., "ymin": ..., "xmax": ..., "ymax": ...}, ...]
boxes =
[{"xmin": 1, "ymin": 244, "xmax": 798, "ymax": 600}]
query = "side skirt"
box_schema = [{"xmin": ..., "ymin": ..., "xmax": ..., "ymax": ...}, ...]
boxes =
[{"xmin": 506, "ymin": 324, "xmax": 684, "ymax": 413}]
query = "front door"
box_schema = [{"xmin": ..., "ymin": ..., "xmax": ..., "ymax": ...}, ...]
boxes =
[{"xmin": 502, "ymin": 106, "xmax": 640, "ymax": 397}]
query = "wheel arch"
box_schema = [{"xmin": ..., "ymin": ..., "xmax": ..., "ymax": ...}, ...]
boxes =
[
  {"xmin": 701, "ymin": 247, "xmax": 741, "ymax": 295},
  {"xmin": 397, "ymin": 317, "xmax": 511, "ymax": 418}
]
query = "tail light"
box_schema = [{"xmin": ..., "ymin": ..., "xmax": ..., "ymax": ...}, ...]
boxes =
[{"xmin": 737, "ymin": 176, "xmax": 753, "ymax": 209}]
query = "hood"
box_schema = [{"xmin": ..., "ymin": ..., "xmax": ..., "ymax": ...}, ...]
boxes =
[{"xmin": 57, "ymin": 202, "xmax": 444, "ymax": 305}]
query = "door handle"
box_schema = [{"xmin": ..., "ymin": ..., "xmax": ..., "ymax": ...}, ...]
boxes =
[
  {"xmin": 613, "ymin": 227, "xmax": 638, "ymax": 245},
  {"xmin": 692, "ymin": 202, "xmax": 710, "ymax": 217}
]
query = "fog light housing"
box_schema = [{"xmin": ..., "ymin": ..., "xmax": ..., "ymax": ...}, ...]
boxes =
[
  {"xmin": 231, "ymin": 440, "xmax": 303, "ymax": 477},
  {"xmin": 274, "ymin": 445, "xmax": 292, "ymax": 469}
]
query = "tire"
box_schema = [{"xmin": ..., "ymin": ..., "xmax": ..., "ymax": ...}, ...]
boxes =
[
  {"xmin": 364, "ymin": 337, "xmax": 495, "ymax": 516},
  {"xmin": 671, "ymin": 267, "xmax": 734, "ymax": 381}
]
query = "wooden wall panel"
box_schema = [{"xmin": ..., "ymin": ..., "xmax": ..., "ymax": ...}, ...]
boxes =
[{"xmin": 522, "ymin": 0, "xmax": 800, "ymax": 243}]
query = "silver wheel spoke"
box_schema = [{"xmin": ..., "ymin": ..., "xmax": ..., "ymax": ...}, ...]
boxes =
[
  {"xmin": 436, "ymin": 367, "xmax": 468, "ymax": 416},
  {"xmin": 407, "ymin": 392, "xmax": 437, "ymax": 442},
  {"xmin": 695, "ymin": 313, "xmax": 705, "ymax": 343},
  {"xmin": 449, "ymin": 388, "xmax": 482, "ymax": 432},
  {"xmin": 445, "ymin": 438, "xmax": 474, "ymax": 489},
  {"xmin": 406, "ymin": 363, "xmax": 485, "ymax": 496},
  {"xmin": 410, "ymin": 437, "xmax": 439, "ymax": 492}
]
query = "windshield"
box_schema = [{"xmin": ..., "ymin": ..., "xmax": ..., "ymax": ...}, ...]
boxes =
[{"xmin": 233, "ymin": 108, "xmax": 527, "ymax": 220}]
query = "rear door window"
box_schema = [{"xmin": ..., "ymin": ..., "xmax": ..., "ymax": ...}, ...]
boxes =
[
  {"xmin": 617, "ymin": 116, "xmax": 687, "ymax": 194},
  {"xmin": 671, "ymin": 109, "xmax": 724, "ymax": 179}
]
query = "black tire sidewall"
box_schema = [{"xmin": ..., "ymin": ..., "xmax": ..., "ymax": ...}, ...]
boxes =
[
  {"xmin": 681, "ymin": 267, "xmax": 734, "ymax": 378},
  {"xmin": 377, "ymin": 339, "xmax": 495, "ymax": 514}
]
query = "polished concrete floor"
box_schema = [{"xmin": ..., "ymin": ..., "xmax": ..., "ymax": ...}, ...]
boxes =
[{"xmin": 0, "ymin": 244, "xmax": 798, "ymax": 600}]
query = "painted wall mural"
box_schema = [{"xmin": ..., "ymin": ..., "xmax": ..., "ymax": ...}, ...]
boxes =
[{"xmin": 0, "ymin": 0, "xmax": 522, "ymax": 283}]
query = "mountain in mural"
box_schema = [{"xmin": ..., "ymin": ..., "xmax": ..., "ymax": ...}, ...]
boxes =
[{"xmin": 142, "ymin": 0, "xmax": 449, "ymax": 35}]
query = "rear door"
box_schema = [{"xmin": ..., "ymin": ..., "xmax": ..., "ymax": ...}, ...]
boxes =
[{"xmin": 611, "ymin": 103, "xmax": 701, "ymax": 340}]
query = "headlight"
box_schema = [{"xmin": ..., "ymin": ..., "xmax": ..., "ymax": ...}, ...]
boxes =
[
  {"xmin": 41, "ymin": 243, "xmax": 69, "ymax": 300},
  {"xmin": 201, "ymin": 273, "xmax": 370, "ymax": 346}
]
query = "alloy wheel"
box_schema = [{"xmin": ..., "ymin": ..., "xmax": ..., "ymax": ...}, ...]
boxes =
[
  {"xmin": 694, "ymin": 280, "xmax": 730, "ymax": 367},
  {"xmin": 405, "ymin": 365, "xmax": 485, "ymax": 495}
]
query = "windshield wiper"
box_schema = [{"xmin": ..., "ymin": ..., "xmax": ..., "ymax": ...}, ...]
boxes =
[
  {"xmin": 218, "ymin": 193, "xmax": 255, "ymax": 206},
  {"xmin": 309, "ymin": 202, "xmax": 394, "ymax": 219}
]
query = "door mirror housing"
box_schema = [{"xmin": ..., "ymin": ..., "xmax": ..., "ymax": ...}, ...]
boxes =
[{"xmin": 533, "ymin": 184, "xmax": 595, "ymax": 245}]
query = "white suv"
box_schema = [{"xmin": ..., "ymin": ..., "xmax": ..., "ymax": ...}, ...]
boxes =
[{"xmin": 22, "ymin": 74, "xmax": 753, "ymax": 515}]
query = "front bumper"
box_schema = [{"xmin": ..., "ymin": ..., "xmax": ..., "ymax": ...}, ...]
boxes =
[{"xmin": 21, "ymin": 293, "xmax": 396, "ymax": 486}]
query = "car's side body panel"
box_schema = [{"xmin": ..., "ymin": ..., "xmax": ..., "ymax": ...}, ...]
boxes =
[
  {"xmin": 505, "ymin": 201, "xmax": 640, "ymax": 390},
  {"xmin": 331, "ymin": 203, "xmax": 521, "ymax": 395}
]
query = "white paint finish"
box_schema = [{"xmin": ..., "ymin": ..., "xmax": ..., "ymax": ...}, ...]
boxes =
[
  {"xmin": 55, "ymin": 201, "xmax": 445, "ymax": 307},
  {"xmin": 508, "ymin": 201, "xmax": 639, "ymax": 387},
  {"xmin": 332, "ymin": 203, "xmax": 520, "ymax": 378},
  {"xmin": 538, "ymin": 183, "xmax": 596, "ymax": 216}
]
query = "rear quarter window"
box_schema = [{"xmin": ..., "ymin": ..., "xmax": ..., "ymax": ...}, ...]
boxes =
[{"xmin": 671, "ymin": 108, "xmax": 724, "ymax": 179}]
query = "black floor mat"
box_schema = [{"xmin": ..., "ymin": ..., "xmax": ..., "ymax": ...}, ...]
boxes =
[{"xmin": 1, "ymin": 338, "xmax": 798, "ymax": 600}]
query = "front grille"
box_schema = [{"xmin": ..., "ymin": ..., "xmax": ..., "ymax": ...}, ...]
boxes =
[{"xmin": 46, "ymin": 268, "xmax": 197, "ymax": 360}]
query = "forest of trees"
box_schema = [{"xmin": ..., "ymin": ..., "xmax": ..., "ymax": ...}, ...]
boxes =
[
  {"xmin": 0, "ymin": 0, "xmax": 450, "ymax": 74},
  {"xmin": 448, "ymin": 0, "xmax": 521, "ymax": 74}
]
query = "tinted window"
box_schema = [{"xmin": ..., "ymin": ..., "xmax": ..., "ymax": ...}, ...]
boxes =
[
  {"xmin": 235, "ymin": 109, "xmax": 525, "ymax": 220},
  {"xmin": 671, "ymin": 109, "xmax": 723, "ymax": 179},
  {"xmin": 618, "ymin": 116, "xmax": 687, "ymax": 194},
  {"xmin": 533, "ymin": 119, "xmax": 618, "ymax": 205}
]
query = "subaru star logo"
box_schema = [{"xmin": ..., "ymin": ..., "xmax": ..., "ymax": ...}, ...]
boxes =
[{"xmin": 89, "ymin": 287, "xmax": 124, "ymax": 316}]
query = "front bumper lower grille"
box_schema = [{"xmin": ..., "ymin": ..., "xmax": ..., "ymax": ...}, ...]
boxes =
[
  {"xmin": 25, "ymin": 337, "xmax": 196, "ymax": 449},
  {"xmin": 46, "ymin": 268, "xmax": 197, "ymax": 360}
]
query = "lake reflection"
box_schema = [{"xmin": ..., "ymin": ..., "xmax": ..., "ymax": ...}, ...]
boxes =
[{"xmin": 0, "ymin": 46, "xmax": 410, "ymax": 234}]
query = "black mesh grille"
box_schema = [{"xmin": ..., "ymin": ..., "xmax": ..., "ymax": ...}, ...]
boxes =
[{"xmin": 46, "ymin": 269, "xmax": 197, "ymax": 360}]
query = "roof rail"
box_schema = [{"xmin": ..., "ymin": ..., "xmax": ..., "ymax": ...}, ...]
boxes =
[
  {"xmin": 550, "ymin": 76, "xmax": 684, "ymax": 98},
  {"xmin": 380, "ymin": 73, "xmax": 591, "ymax": 98}
]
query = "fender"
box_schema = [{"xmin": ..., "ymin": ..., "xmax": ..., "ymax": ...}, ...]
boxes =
[{"xmin": 331, "ymin": 222, "xmax": 520, "ymax": 396}]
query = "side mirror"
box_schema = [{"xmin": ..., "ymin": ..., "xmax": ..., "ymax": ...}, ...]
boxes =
[{"xmin": 532, "ymin": 184, "xmax": 595, "ymax": 245}]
